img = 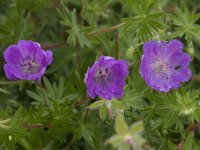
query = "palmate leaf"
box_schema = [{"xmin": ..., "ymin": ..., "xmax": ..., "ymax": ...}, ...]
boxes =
[
  {"xmin": 26, "ymin": 77, "xmax": 68, "ymax": 106},
  {"xmin": 88, "ymin": 99, "xmax": 125, "ymax": 120},
  {"xmin": 121, "ymin": 12, "xmax": 166, "ymax": 42},
  {"xmin": 57, "ymin": 1, "xmax": 92, "ymax": 48},
  {"xmin": 120, "ymin": 0, "xmax": 167, "ymax": 43},
  {"xmin": 106, "ymin": 117, "xmax": 146, "ymax": 150},
  {"xmin": 115, "ymin": 117, "xmax": 129, "ymax": 135},
  {"xmin": 169, "ymin": 7, "xmax": 200, "ymax": 50},
  {"xmin": 0, "ymin": 107, "xmax": 27, "ymax": 149},
  {"xmin": 121, "ymin": 0, "xmax": 157, "ymax": 15}
]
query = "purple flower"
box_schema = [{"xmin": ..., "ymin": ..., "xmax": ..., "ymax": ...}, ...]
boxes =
[
  {"xmin": 140, "ymin": 39, "xmax": 192, "ymax": 92},
  {"xmin": 4, "ymin": 40, "xmax": 53, "ymax": 82},
  {"xmin": 84, "ymin": 55, "xmax": 129, "ymax": 100}
]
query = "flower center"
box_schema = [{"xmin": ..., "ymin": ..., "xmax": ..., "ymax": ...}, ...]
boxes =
[
  {"xmin": 96, "ymin": 67, "xmax": 110, "ymax": 81},
  {"xmin": 20, "ymin": 55, "xmax": 39, "ymax": 73},
  {"xmin": 152, "ymin": 59, "xmax": 168, "ymax": 74}
]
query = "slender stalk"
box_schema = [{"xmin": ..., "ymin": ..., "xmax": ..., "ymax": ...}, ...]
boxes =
[
  {"xmin": 42, "ymin": 42, "xmax": 67, "ymax": 49},
  {"xmin": 64, "ymin": 137, "xmax": 74, "ymax": 150},
  {"xmin": 0, "ymin": 81, "xmax": 20, "ymax": 85},
  {"xmin": 114, "ymin": 32, "xmax": 119, "ymax": 59},
  {"xmin": 41, "ymin": 23, "xmax": 125, "ymax": 49},
  {"xmin": 38, "ymin": 81, "xmax": 50, "ymax": 111},
  {"xmin": 105, "ymin": 101, "xmax": 115, "ymax": 119},
  {"xmin": 23, "ymin": 124, "xmax": 49, "ymax": 129},
  {"xmin": 83, "ymin": 107, "xmax": 89, "ymax": 123},
  {"xmin": 186, "ymin": 122, "xmax": 196, "ymax": 132},
  {"xmin": 191, "ymin": 75, "xmax": 200, "ymax": 82},
  {"xmin": 86, "ymin": 23, "xmax": 125, "ymax": 36}
]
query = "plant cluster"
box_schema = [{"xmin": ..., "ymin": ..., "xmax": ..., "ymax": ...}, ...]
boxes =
[{"xmin": 0, "ymin": 0, "xmax": 200, "ymax": 150}]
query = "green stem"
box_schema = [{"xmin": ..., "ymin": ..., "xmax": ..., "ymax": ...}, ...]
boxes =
[
  {"xmin": 41, "ymin": 23, "xmax": 125, "ymax": 50},
  {"xmin": 191, "ymin": 75, "xmax": 200, "ymax": 82},
  {"xmin": 23, "ymin": 124, "xmax": 49, "ymax": 129},
  {"xmin": 0, "ymin": 81, "xmax": 20, "ymax": 85},
  {"xmin": 86, "ymin": 23, "xmax": 125, "ymax": 36},
  {"xmin": 83, "ymin": 107, "xmax": 89, "ymax": 123},
  {"xmin": 38, "ymin": 81, "xmax": 50, "ymax": 111},
  {"xmin": 114, "ymin": 32, "xmax": 119, "ymax": 60}
]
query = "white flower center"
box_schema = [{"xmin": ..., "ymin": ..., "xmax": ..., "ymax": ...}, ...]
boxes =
[{"xmin": 152, "ymin": 59, "xmax": 168, "ymax": 74}]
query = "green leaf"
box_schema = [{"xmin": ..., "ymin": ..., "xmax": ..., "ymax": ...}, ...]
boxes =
[
  {"xmin": 57, "ymin": 77, "xmax": 65, "ymax": 98},
  {"xmin": 167, "ymin": 140, "xmax": 177, "ymax": 150},
  {"xmin": 184, "ymin": 132, "xmax": 195, "ymax": 150},
  {"xmin": 19, "ymin": 138, "xmax": 32, "ymax": 150},
  {"xmin": 105, "ymin": 135, "xmax": 123, "ymax": 146},
  {"xmin": 115, "ymin": 117, "xmax": 129, "ymax": 135},
  {"xmin": 118, "ymin": 143, "xmax": 130, "ymax": 150},
  {"xmin": 130, "ymin": 121, "xmax": 143, "ymax": 135},
  {"xmin": 0, "ymin": 88, "xmax": 11, "ymax": 94},
  {"xmin": 43, "ymin": 77, "xmax": 54, "ymax": 94},
  {"xmin": 111, "ymin": 100, "xmax": 125, "ymax": 110},
  {"xmin": 26, "ymin": 90, "xmax": 42, "ymax": 101},
  {"xmin": 88, "ymin": 100, "xmax": 105, "ymax": 110},
  {"xmin": 99, "ymin": 103, "xmax": 107, "ymax": 119}
]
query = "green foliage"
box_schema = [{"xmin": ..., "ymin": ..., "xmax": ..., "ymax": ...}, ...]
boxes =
[
  {"xmin": 106, "ymin": 117, "xmax": 146, "ymax": 150},
  {"xmin": 121, "ymin": 0, "xmax": 167, "ymax": 43},
  {"xmin": 57, "ymin": 1, "xmax": 92, "ymax": 48},
  {"xmin": 170, "ymin": 8, "xmax": 200, "ymax": 46},
  {"xmin": 88, "ymin": 99, "xmax": 125, "ymax": 119},
  {"xmin": 0, "ymin": 0, "xmax": 200, "ymax": 149}
]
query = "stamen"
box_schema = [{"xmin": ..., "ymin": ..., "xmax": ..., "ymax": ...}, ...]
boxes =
[
  {"xmin": 99, "ymin": 70, "xmax": 102, "ymax": 74},
  {"xmin": 96, "ymin": 67, "xmax": 110, "ymax": 81},
  {"xmin": 105, "ymin": 68, "xmax": 108, "ymax": 73},
  {"xmin": 20, "ymin": 55, "xmax": 39, "ymax": 73}
]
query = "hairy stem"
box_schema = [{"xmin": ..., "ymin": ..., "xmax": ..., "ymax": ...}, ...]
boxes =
[
  {"xmin": 86, "ymin": 23, "xmax": 125, "ymax": 36},
  {"xmin": 114, "ymin": 32, "xmax": 119, "ymax": 59}
]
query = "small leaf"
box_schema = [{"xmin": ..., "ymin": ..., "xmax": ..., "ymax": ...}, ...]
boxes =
[
  {"xmin": 19, "ymin": 138, "xmax": 32, "ymax": 150},
  {"xmin": 111, "ymin": 100, "xmax": 125, "ymax": 110},
  {"xmin": 43, "ymin": 77, "xmax": 53, "ymax": 94},
  {"xmin": 88, "ymin": 100, "xmax": 105, "ymax": 110},
  {"xmin": 167, "ymin": 140, "xmax": 178, "ymax": 150},
  {"xmin": 105, "ymin": 135, "xmax": 123, "ymax": 146},
  {"xmin": 115, "ymin": 117, "xmax": 129, "ymax": 135},
  {"xmin": 0, "ymin": 88, "xmax": 11, "ymax": 94},
  {"xmin": 132, "ymin": 135, "xmax": 146, "ymax": 146},
  {"xmin": 118, "ymin": 143, "xmax": 130, "ymax": 150},
  {"xmin": 26, "ymin": 90, "xmax": 42, "ymax": 101},
  {"xmin": 57, "ymin": 77, "xmax": 65, "ymax": 98},
  {"xmin": 130, "ymin": 121, "xmax": 143, "ymax": 135},
  {"xmin": 99, "ymin": 104, "xmax": 107, "ymax": 119}
]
